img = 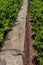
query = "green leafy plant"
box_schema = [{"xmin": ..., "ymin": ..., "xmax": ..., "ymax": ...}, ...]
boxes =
[
  {"xmin": 0, "ymin": 0, "xmax": 23, "ymax": 44},
  {"xmin": 33, "ymin": 42, "xmax": 43, "ymax": 53},
  {"xmin": 36, "ymin": 54, "xmax": 43, "ymax": 65},
  {"xmin": 29, "ymin": 0, "xmax": 43, "ymax": 65}
]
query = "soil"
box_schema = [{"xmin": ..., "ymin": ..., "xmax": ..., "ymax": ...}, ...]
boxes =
[{"xmin": 24, "ymin": 17, "xmax": 35, "ymax": 65}]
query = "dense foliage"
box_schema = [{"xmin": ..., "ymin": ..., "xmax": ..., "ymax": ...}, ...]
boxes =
[
  {"xmin": 29, "ymin": 0, "xmax": 43, "ymax": 65},
  {"xmin": 0, "ymin": 0, "xmax": 23, "ymax": 43}
]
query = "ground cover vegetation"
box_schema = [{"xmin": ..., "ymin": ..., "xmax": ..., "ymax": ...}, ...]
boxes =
[
  {"xmin": 0, "ymin": 0, "xmax": 23, "ymax": 44},
  {"xmin": 29, "ymin": 0, "xmax": 43, "ymax": 65}
]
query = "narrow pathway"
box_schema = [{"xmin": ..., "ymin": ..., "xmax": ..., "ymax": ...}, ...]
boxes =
[{"xmin": 0, "ymin": 0, "xmax": 28, "ymax": 65}]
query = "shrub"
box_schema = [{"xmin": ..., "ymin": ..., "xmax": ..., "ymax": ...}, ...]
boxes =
[
  {"xmin": 0, "ymin": 0, "xmax": 23, "ymax": 43},
  {"xmin": 29, "ymin": 0, "xmax": 43, "ymax": 65},
  {"xmin": 33, "ymin": 42, "xmax": 43, "ymax": 53}
]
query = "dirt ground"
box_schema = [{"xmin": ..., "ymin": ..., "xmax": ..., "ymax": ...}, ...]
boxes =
[
  {"xmin": 0, "ymin": 0, "xmax": 36, "ymax": 65},
  {"xmin": 0, "ymin": 0, "xmax": 28, "ymax": 65},
  {"xmin": 24, "ymin": 17, "xmax": 35, "ymax": 65}
]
